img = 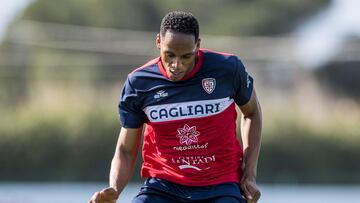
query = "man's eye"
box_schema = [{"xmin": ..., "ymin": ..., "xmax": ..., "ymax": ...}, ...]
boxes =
[{"xmin": 166, "ymin": 53, "xmax": 175, "ymax": 58}]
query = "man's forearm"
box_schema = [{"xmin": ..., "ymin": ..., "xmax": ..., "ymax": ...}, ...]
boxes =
[
  {"xmin": 109, "ymin": 127, "xmax": 142, "ymax": 196},
  {"xmin": 109, "ymin": 148, "xmax": 138, "ymax": 195},
  {"xmin": 241, "ymin": 101, "xmax": 262, "ymax": 177}
]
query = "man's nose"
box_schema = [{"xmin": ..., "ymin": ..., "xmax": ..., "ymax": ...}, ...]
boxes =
[{"xmin": 171, "ymin": 57, "xmax": 181, "ymax": 69}]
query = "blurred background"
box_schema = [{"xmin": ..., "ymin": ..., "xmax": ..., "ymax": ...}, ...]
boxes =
[{"xmin": 0, "ymin": 0, "xmax": 359, "ymax": 202}]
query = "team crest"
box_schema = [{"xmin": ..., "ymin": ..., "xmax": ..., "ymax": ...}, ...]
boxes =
[{"xmin": 202, "ymin": 78, "xmax": 216, "ymax": 94}]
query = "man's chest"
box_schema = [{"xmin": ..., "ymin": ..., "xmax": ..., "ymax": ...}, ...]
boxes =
[
  {"xmin": 140, "ymin": 74, "xmax": 235, "ymax": 123},
  {"xmin": 141, "ymin": 74, "xmax": 233, "ymax": 108}
]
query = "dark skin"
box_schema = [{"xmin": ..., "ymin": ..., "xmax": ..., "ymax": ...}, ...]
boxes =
[
  {"xmin": 156, "ymin": 31, "xmax": 200, "ymax": 81},
  {"xmin": 89, "ymin": 30, "xmax": 262, "ymax": 203}
]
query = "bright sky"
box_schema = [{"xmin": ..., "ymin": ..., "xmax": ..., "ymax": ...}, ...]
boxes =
[
  {"xmin": 296, "ymin": 0, "xmax": 360, "ymax": 68},
  {"xmin": 0, "ymin": 0, "xmax": 32, "ymax": 40}
]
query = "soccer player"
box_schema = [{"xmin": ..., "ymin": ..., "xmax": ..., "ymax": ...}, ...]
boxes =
[{"xmin": 89, "ymin": 11, "xmax": 262, "ymax": 203}]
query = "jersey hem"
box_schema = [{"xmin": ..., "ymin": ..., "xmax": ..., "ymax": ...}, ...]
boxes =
[{"xmin": 141, "ymin": 173, "xmax": 240, "ymax": 187}]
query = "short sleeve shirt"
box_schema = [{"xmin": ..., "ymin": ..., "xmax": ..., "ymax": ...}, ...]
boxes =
[{"xmin": 118, "ymin": 49, "xmax": 253, "ymax": 186}]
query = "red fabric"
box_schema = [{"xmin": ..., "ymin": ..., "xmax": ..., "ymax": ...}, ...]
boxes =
[{"xmin": 141, "ymin": 102, "xmax": 243, "ymax": 186}]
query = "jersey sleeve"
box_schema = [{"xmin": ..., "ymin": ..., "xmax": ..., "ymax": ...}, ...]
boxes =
[
  {"xmin": 233, "ymin": 58, "xmax": 254, "ymax": 106},
  {"xmin": 118, "ymin": 77, "xmax": 147, "ymax": 128}
]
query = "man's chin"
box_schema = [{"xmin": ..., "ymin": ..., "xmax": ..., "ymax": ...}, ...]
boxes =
[{"xmin": 169, "ymin": 75, "xmax": 183, "ymax": 81}]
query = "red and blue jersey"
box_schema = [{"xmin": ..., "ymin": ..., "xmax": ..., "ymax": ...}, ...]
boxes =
[{"xmin": 118, "ymin": 49, "xmax": 253, "ymax": 186}]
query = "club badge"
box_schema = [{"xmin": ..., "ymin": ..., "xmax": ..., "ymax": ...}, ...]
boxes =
[{"xmin": 202, "ymin": 78, "xmax": 216, "ymax": 94}]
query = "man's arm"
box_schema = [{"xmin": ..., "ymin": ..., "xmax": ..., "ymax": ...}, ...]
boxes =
[
  {"xmin": 239, "ymin": 89, "xmax": 262, "ymax": 203},
  {"xmin": 110, "ymin": 126, "xmax": 143, "ymax": 193},
  {"xmin": 89, "ymin": 126, "xmax": 143, "ymax": 203}
]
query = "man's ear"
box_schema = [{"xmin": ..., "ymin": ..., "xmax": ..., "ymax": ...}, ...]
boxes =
[
  {"xmin": 156, "ymin": 34, "xmax": 161, "ymax": 49},
  {"xmin": 196, "ymin": 38, "xmax": 201, "ymax": 50}
]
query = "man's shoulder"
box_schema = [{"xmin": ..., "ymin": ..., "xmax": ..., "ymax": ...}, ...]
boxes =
[
  {"xmin": 201, "ymin": 48, "xmax": 236, "ymax": 57},
  {"xmin": 201, "ymin": 49, "xmax": 239, "ymax": 63},
  {"xmin": 129, "ymin": 57, "xmax": 160, "ymax": 75},
  {"xmin": 127, "ymin": 57, "xmax": 160, "ymax": 80},
  {"xmin": 201, "ymin": 49, "xmax": 240, "ymax": 69},
  {"xmin": 125, "ymin": 57, "xmax": 163, "ymax": 92}
]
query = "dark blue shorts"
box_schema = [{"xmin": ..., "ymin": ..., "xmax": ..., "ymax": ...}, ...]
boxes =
[{"xmin": 132, "ymin": 178, "xmax": 246, "ymax": 203}]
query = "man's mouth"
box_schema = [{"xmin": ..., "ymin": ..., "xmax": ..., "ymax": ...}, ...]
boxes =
[{"xmin": 170, "ymin": 70, "xmax": 181, "ymax": 76}]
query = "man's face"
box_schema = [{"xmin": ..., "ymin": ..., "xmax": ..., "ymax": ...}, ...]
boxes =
[{"xmin": 156, "ymin": 31, "xmax": 200, "ymax": 81}]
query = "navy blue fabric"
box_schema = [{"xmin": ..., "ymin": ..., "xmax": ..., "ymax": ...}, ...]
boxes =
[
  {"xmin": 132, "ymin": 192, "xmax": 180, "ymax": 203},
  {"xmin": 132, "ymin": 178, "xmax": 246, "ymax": 203},
  {"xmin": 118, "ymin": 50, "xmax": 253, "ymax": 128},
  {"xmin": 118, "ymin": 77, "xmax": 148, "ymax": 128},
  {"xmin": 232, "ymin": 59, "xmax": 254, "ymax": 106}
]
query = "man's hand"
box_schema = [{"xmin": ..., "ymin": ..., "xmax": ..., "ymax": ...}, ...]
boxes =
[
  {"xmin": 88, "ymin": 187, "xmax": 119, "ymax": 203},
  {"xmin": 240, "ymin": 175, "xmax": 261, "ymax": 203}
]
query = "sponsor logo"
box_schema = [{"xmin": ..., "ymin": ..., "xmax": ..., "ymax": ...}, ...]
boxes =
[
  {"xmin": 176, "ymin": 124, "xmax": 200, "ymax": 145},
  {"xmin": 144, "ymin": 97, "xmax": 233, "ymax": 122},
  {"xmin": 202, "ymin": 78, "xmax": 216, "ymax": 94},
  {"xmin": 246, "ymin": 74, "xmax": 251, "ymax": 88},
  {"xmin": 154, "ymin": 90, "xmax": 168, "ymax": 99},
  {"xmin": 172, "ymin": 155, "xmax": 216, "ymax": 171},
  {"xmin": 173, "ymin": 142, "xmax": 209, "ymax": 151}
]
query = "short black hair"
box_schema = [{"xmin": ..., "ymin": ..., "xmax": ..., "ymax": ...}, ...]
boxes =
[{"xmin": 160, "ymin": 11, "xmax": 199, "ymax": 41}]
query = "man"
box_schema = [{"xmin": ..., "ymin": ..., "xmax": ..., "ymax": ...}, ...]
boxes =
[{"xmin": 89, "ymin": 11, "xmax": 262, "ymax": 203}]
